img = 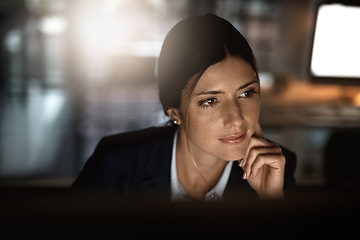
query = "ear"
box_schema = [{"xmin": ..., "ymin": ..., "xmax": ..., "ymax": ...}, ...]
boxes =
[{"xmin": 166, "ymin": 108, "xmax": 182, "ymax": 125}]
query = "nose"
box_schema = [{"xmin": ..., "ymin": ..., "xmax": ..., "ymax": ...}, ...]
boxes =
[{"xmin": 221, "ymin": 100, "xmax": 244, "ymax": 128}]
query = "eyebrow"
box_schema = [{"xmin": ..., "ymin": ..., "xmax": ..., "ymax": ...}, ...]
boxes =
[{"xmin": 194, "ymin": 80, "xmax": 258, "ymax": 96}]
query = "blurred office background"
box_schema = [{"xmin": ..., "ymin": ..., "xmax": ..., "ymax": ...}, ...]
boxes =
[{"xmin": 0, "ymin": 0, "xmax": 359, "ymax": 188}]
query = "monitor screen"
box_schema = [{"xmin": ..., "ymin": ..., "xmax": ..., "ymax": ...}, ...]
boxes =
[{"xmin": 310, "ymin": 2, "xmax": 360, "ymax": 82}]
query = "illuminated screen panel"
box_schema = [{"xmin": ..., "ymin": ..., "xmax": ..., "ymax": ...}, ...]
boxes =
[{"xmin": 310, "ymin": 3, "xmax": 360, "ymax": 80}]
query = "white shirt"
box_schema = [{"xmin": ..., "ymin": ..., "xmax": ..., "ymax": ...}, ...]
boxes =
[{"xmin": 170, "ymin": 130, "xmax": 233, "ymax": 202}]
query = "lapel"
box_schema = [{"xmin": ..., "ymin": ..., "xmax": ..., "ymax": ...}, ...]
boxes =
[
  {"xmin": 135, "ymin": 126, "xmax": 256, "ymax": 201},
  {"xmin": 138, "ymin": 126, "xmax": 175, "ymax": 201}
]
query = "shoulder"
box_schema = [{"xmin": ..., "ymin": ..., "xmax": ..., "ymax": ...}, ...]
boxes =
[
  {"xmin": 97, "ymin": 125, "xmax": 176, "ymax": 179},
  {"xmin": 99, "ymin": 125, "xmax": 176, "ymax": 149},
  {"xmin": 72, "ymin": 125, "xmax": 176, "ymax": 194},
  {"xmin": 95, "ymin": 125, "xmax": 176, "ymax": 169}
]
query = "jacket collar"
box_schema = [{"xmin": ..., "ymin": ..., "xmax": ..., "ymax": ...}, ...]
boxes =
[
  {"xmin": 137, "ymin": 126, "xmax": 254, "ymax": 201},
  {"xmin": 138, "ymin": 126, "xmax": 176, "ymax": 201}
]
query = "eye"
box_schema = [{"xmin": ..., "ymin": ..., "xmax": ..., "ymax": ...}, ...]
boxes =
[
  {"xmin": 238, "ymin": 90, "xmax": 257, "ymax": 98},
  {"xmin": 199, "ymin": 98, "xmax": 218, "ymax": 108}
]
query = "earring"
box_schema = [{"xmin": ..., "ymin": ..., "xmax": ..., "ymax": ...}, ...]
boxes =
[{"xmin": 173, "ymin": 120, "xmax": 178, "ymax": 125}]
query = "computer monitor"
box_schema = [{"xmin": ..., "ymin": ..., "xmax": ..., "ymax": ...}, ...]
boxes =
[{"xmin": 309, "ymin": 1, "xmax": 360, "ymax": 84}]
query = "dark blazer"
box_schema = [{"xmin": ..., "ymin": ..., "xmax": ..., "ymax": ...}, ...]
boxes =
[{"xmin": 71, "ymin": 126, "xmax": 296, "ymax": 201}]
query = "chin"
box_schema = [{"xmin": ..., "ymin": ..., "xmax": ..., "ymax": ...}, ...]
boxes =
[{"xmin": 219, "ymin": 149, "xmax": 247, "ymax": 162}]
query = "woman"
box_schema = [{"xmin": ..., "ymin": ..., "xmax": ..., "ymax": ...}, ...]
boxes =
[{"xmin": 72, "ymin": 14, "xmax": 296, "ymax": 201}]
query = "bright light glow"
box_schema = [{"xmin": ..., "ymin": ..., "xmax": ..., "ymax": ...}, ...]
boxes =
[
  {"xmin": 4, "ymin": 29, "xmax": 22, "ymax": 52},
  {"xmin": 72, "ymin": 0, "xmax": 172, "ymax": 59},
  {"xmin": 259, "ymin": 72, "xmax": 275, "ymax": 89},
  {"xmin": 311, "ymin": 4, "xmax": 360, "ymax": 78},
  {"xmin": 37, "ymin": 15, "xmax": 68, "ymax": 35},
  {"xmin": 43, "ymin": 90, "xmax": 65, "ymax": 125},
  {"xmin": 354, "ymin": 92, "xmax": 360, "ymax": 106},
  {"xmin": 111, "ymin": 41, "xmax": 163, "ymax": 57}
]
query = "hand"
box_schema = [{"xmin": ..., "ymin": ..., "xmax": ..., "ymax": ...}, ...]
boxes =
[{"xmin": 238, "ymin": 136, "xmax": 286, "ymax": 200}]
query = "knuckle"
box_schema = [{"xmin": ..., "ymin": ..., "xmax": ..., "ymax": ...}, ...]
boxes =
[
  {"xmin": 249, "ymin": 136, "xmax": 261, "ymax": 146},
  {"xmin": 255, "ymin": 154, "xmax": 266, "ymax": 164},
  {"xmin": 247, "ymin": 148, "xmax": 256, "ymax": 158}
]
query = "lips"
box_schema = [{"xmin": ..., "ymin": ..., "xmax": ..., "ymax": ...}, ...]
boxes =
[{"xmin": 219, "ymin": 133, "xmax": 246, "ymax": 144}]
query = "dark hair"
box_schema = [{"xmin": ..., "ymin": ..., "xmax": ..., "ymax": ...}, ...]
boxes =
[{"xmin": 158, "ymin": 13, "xmax": 258, "ymax": 116}]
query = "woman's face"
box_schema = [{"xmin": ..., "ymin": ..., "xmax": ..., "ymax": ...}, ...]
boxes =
[{"xmin": 179, "ymin": 56, "xmax": 260, "ymax": 161}]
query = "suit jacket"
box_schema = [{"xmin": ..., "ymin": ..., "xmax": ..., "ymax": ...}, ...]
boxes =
[{"xmin": 71, "ymin": 126, "xmax": 296, "ymax": 201}]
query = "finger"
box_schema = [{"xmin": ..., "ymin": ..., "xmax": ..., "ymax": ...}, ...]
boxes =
[
  {"xmin": 250, "ymin": 153, "xmax": 286, "ymax": 179},
  {"xmin": 240, "ymin": 137, "xmax": 279, "ymax": 168},
  {"xmin": 245, "ymin": 145, "xmax": 282, "ymax": 171},
  {"xmin": 242, "ymin": 146, "xmax": 282, "ymax": 179}
]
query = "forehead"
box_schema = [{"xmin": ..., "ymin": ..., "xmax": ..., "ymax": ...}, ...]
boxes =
[{"xmin": 194, "ymin": 57, "xmax": 258, "ymax": 92}]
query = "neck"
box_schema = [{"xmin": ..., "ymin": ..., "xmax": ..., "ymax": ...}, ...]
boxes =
[{"xmin": 175, "ymin": 129, "xmax": 228, "ymax": 200}]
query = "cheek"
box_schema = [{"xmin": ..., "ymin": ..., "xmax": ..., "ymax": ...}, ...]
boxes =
[
  {"xmin": 183, "ymin": 100, "xmax": 260, "ymax": 160},
  {"xmin": 186, "ymin": 110, "xmax": 219, "ymax": 138},
  {"xmin": 242, "ymin": 100, "xmax": 260, "ymax": 131},
  {"xmin": 184, "ymin": 107, "xmax": 220, "ymax": 144}
]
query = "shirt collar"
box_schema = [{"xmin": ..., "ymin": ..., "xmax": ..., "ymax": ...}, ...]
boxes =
[{"xmin": 170, "ymin": 130, "xmax": 233, "ymax": 202}]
